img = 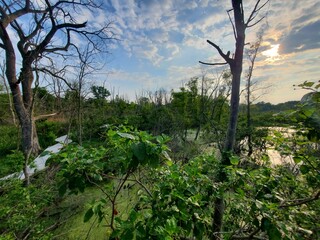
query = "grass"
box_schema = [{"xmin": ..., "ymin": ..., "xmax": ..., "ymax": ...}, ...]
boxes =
[
  {"xmin": 51, "ymin": 182, "xmax": 140, "ymax": 240},
  {"xmin": 51, "ymin": 187, "xmax": 108, "ymax": 240}
]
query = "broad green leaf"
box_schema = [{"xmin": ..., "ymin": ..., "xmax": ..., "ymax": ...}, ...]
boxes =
[
  {"xmin": 293, "ymin": 156, "xmax": 302, "ymax": 163},
  {"xmin": 83, "ymin": 208, "xmax": 93, "ymax": 222},
  {"xmin": 132, "ymin": 142, "xmax": 147, "ymax": 163},
  {"xmin": 129, "ymin": 209, "xmax": 138, "ymax": 222},
  {"xmin": 230, "ymin": 155, "xmax": 240, "ymax": 165},
  {"xmin": 268, "ymin": 225, "xmax": 282, "ymax": 239},
  {"xmin": 303, "ymin": 81, "xmax": 315, "ymax": 87},
  {"xmin": 165, "ymin": 217, "xmax": 177, "ymax": 234}
]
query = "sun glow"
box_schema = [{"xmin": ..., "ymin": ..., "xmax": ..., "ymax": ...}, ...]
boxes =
[{"xmin": 262, "ymin": 44, "xmax": 280, "ymax": 58}]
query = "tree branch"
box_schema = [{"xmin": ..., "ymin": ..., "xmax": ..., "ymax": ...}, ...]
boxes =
[
  {"xmin": 34, "ymin": 112, "xmax": 59, "ymax": 121},
  {"xmin": 37, "ymin": 67, "xmax": 76, "ymax": 91},
  {"xmin": 245, "ymin": 0, "xmax": 269, "ymax": 28},
  {"xmin": 199, "ymin": 40, "xmax": 234, "ymax": 68},
  {"xmin": 199, "ymin": 61, "xmax": 228, "ymax": 66},
  {"xmin": 279, "ymin": 190, "xmax": 320, "ymax": 208},
  {"xmin": 227, "ymin": 9, "xmax": 237, "ymax": 40}
]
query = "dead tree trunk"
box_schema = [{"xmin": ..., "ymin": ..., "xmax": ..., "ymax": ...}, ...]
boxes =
[{"xmin": 199, "ymin": 1, "xmax": 269, "ymax": 238}]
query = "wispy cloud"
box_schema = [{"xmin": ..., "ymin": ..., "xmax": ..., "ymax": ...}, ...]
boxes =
[{"xmin": 96, "ymin": 0, "xmax": 320, "ymax": 103}]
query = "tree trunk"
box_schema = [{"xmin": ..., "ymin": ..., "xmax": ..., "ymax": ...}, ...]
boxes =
[
  {"xmin": 212, "ymin": 1, "xmax": 245, "ymax": 239},
  {"xmin": 1, "ymin": 22, "xmax": 41, "ymax": 159}
]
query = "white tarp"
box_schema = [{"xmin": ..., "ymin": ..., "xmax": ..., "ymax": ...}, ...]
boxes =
[{"xmin": 0, "ymin": 135, "xmax": 71, "ymax": 181}]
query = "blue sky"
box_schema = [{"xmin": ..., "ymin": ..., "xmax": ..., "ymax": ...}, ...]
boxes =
[
  {"xmin": 84, "ymin": 0, "xmax": 319, "ymax": 104},
  {"xmin": 3, "ymin": 0, "xmax": 318, "ymax": 104}
]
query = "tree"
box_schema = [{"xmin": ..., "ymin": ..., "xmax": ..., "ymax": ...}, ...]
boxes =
[
  {"xmin": 245, "ymin": 33, "xmax": 262, "ymax": 156},
  {"xmin": 91, "ymin": 85, "xmax": 111, "ymax": 100},
  {"xmin": 199, "ymin": 1, "xmax": 269, "ymax": 238},
  {"xmin": 0, "ymin": 0, "xmax": 113, "ymax": 181}
]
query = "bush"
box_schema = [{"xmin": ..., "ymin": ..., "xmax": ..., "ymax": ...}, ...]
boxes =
[
  {"xmin": 0, "ymin": 150, "xmax": 24, "ymax": 178},
  {"xmin": 36, "ymin": 120, "xmax": 67, "ymax": 148},
  {"xmin": 0, "ymin": 125, "xmax": 19, "ymax": 156}
]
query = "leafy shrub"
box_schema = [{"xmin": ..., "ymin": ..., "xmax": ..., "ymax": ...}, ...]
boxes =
[
  {"xmin": 112, "ymin": 154, "xmax": 218, "ymax": 239},
  {"xmin": 36, "ymin": 120, "xmax": 67, "ymax": 148},
  {"xmin": 0, "ymin": 125, "xmax": 19, "ymax": 156},
  {"xmin": 0, "ymin": 178, "xmax": 57, "ymax": 239},
  {"xmin": 0, "ymin": 150, "xmax": 24, "ymax": 178}
]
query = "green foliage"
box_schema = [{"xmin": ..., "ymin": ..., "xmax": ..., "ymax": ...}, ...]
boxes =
[
  {"xmin": 113, "ymin": 154, "xmax": 218, "ymax": 239},
  {"xmin": 49, "ymin": 125, "xmax": 171, "ymax": 236},
  {"xmin": 91, "ymin": 85, "xmax": 110, "ymax": 100},
  {"xmin": 33, "ymin": 87, "xmax": 56, "ymax": 114},
  {"xmin": 0, "ymin": 125, "xmax": 22, "ymax": 177},
  {"xmin": 36, "ymin": 120, "xmax": 67, "ymax": 148},
  {"xmin": 0, "ymin": 150, "xmax": 24, "ymax": 178},
  {"xmin": 0, "ymin": 177, "xmax": 57, "ymax": 239},
  {"xmin": 0, "ymin": 125, "xmax": 19, "ymax": 155},
  {"xmin": 52, "ymin": 125, "xmax": 171, "ymax": 190}
]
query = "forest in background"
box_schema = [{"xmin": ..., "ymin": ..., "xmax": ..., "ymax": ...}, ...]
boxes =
[
  {"xmin": 0, "ymin": 0, "xmax": 319, "ymax": 239},
  {"xmin": 1, "ymin": 78, "xmax": 319, "ymax": 239}
]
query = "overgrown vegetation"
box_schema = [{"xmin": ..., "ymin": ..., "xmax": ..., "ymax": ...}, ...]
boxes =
[{"xmin": 1, "ymin": 0, "xmax": 319, "ymax": 239}]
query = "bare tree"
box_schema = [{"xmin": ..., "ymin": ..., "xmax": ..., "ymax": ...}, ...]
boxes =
[
  {"xmin": 199, "ymin": 0, "xmax": 269, "ymax": 238},
  {"xmin": 245, "ymin": 32, "xmax": 263, "ymax": 156},
  {"xmin": 0, "ymin": 0, "xmax": 113, "ymax": 181}
]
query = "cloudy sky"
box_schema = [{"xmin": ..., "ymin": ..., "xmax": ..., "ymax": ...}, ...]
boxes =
[{"xmin": 87, "ymin": 0, "xmax": 320, "ymax": 103}]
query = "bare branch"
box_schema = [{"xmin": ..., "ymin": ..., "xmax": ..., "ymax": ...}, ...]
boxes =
[
  {"xmin": 199, "ymin": 61, "xmax": 228, "ymax": 66},
  {"xmin": 247, "ymin": 16, "xmax": 266, "ymax": 28},
  {"xmin": 227, "ymin": 9, "xmax": 237, "ymax": 40},
  {"xmin": 37, "ymin": 67, "xmax": 76, "ymax": 91},
  {"xmin": 199, "ymin": 39, "xmax": 233, "ymax": 68},
  {"xmin": 245, "ymin": 0, "xmax": 269, "ymax": 27},
  {"xmin": 34, "ymin": 112, "xmax": 59, "ymax": 121}
]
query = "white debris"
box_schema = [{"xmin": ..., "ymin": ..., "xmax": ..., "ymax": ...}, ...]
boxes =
[{"xmin": 0, "ymin": 135, "xmax": 71, "ymax": 181}]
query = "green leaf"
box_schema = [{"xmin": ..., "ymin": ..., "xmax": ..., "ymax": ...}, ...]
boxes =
[
  {"xmin": 60, "ymin": 152, "xmax": 68, "ymax": 158},
  {"xmin": 39, "ymin": 150, "xmax": 51, "ymax": 157},
  {"xmin": 129, "ymin": 209, "xmax": 138, "ymax": 222},
  {"xmin": 132, "ymin": 142, "xmax": 146, "ymax": 163},
  {"xmin": 303, "ymin": 81, "xmax": 315, "ymax": 87},
  {"xmin": 122, "ymin": 229, "xmax": 134, "ymax": 240},
  {"xmin": 300, "ymin": 165, "xmax": 310, "ymax": 174},
  {"xmin": 165, "ymin": 217, "xmax": 177, "ymax": 234},
  {"xmin": 230, "ymin": 155, "xmax": 240, "ymax": 165},
  {"xmin": 261, "ymin": 217, "xmax": 282, "ymax": 240},
  {"xmin": 83, "ymin": 208, "xmax": 94, "ymax": 222},
  {"xmin": 261, "ymin": 217, "xmax": 271, "ymax": 231},
  {"xmin": 268, "ymin": 225, "xmax": 282, "ymax": 239},
  {"xmin": 293, "ymin": 156, "xmax": 302, "ymax": 163}
]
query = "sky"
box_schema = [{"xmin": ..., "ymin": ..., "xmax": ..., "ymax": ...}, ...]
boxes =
[
  {"xmin": 82, "ymin": 0, "xmax": 319, "ymax": 104},
  {"xmin": 2, "ymin": 0, "xmax": 319, "ymax": 104}
]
